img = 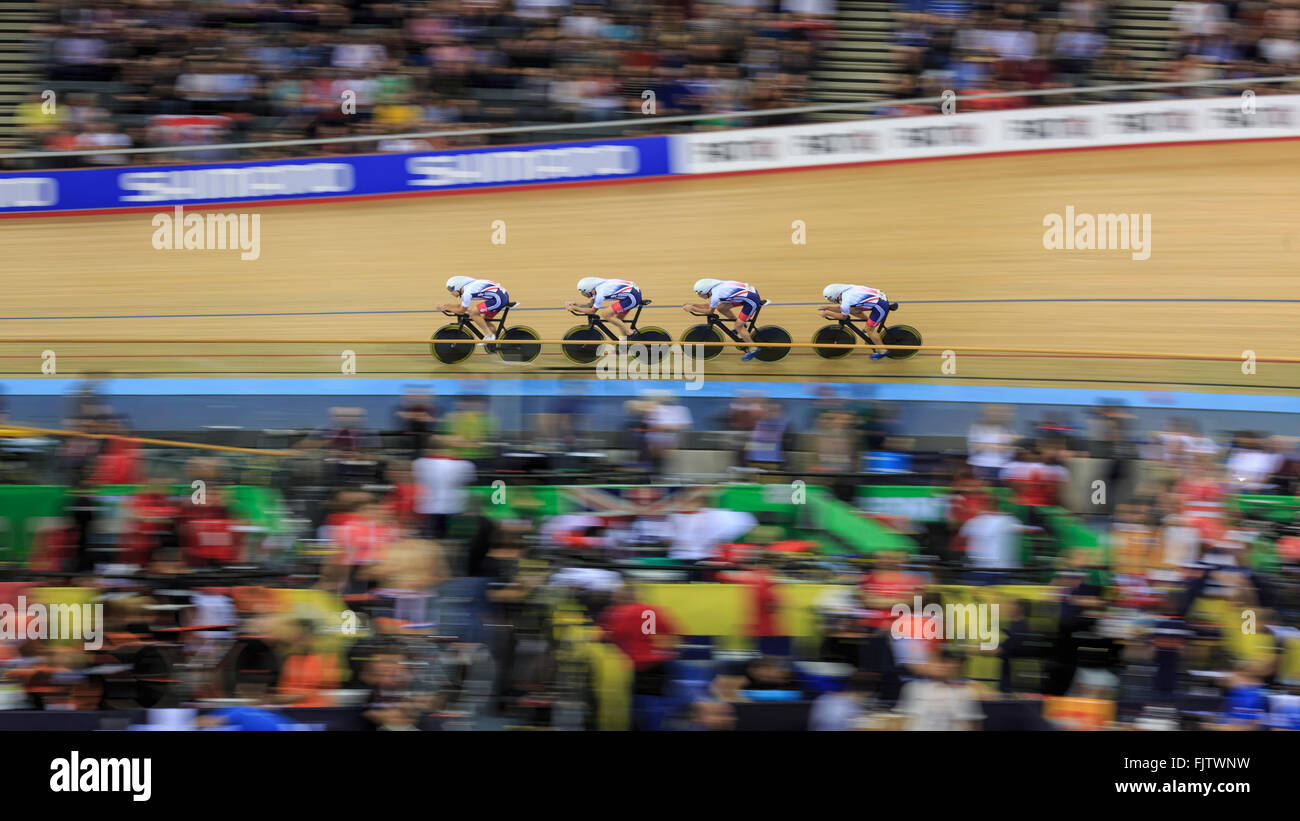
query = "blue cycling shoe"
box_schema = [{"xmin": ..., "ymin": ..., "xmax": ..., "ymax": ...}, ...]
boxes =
[
  {"xmin": 742, "ymin": 349, "xmax": 760, "ymax": 361},
  {"xmin": 870, "ymin": 351, "xmax": 888, "ymax": 361}
]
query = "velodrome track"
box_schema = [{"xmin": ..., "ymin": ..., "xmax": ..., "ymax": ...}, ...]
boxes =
[{"xmin": 3, "ymin": 139, "xmax": 1299, "ymax": 393}]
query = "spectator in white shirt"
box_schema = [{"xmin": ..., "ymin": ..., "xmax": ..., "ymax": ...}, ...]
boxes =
[
  {"xmin": 332, "ymin": 41, "xmax": 389, "ymax": 71},
  {"xmin": 668, "ymin": 506, "xmax": 758, "ymax": 577},
  {"xmin": 967, "ymin": 405, "xmax": 1016, "ymax": 479},
  {"xmin": 1226, "ymin": 432, "xmax": 1284, "ymax": 492},
  {"xmin": 1172, "ymin": 1, "xmax": 1227, "ymax": 37},
  {"xmin": 894, "ymin": 648, "xmax": 984, "ymax": 731},
  {"xmin": 77, "ymin": 121, "xmax": 131, "ymax": 165},
  {"xmin": 960, "ymin": 503, "xmax": 1028, "ymax": 573},
  {"xmin": 412, "ymin": 437, "xmax": 475, "ymax": 540}
]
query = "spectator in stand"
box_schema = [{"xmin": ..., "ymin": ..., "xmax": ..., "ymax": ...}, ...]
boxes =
[
  {"xmin": 1110, "ymin": 501, "xmax": 1160, "ymax": 578},
  {"xmin": 668, "ymin": 502, "xmax": 758, "ymax": 579},
  {"xmin": 995, "ymin": 599, "xmax": 1035, "ymax": 694},
  {"xmin": 810, "ymin": 406, "xmax": 857, "ymax": 478},
  {"xmin": 719, "ymin": 550, "xmax": 787, "ymax": 656},
  {"xmin": 1226, "ymin": 431, "xmax": 1286, "ymax": 492},
  {"xmin": 686, "ymin": 698, "xmax": 737, "ymax": 731},
  {"xmin": 959, "ymin": 494, "xmax": 1029, "ymax": 581},
  {"xmin": 179, "ymin": 486, "xmax": 241, "ymax": 568},
  {"xmin": 392, "ymin": 388, "xmax": 439, "ymax": 460},
  {"xmin": 745, "ymin": 399, "xmax": 790, "ymax": 471},
  {"xmin": 411, "ymin": 436, "xmax": 475, "ymax": 540},
  {"xmin": 808, "ymin": 671, "xmax": 875, "ymax": 731},
  {"xmin": 967, "ymin": 404, "xmax": 1016, "ymax": 480},
  {"xmin": 440, "ymin": 397, "xmax": 496, "ymax": 466},
  {"xmin": 323, "ymin": 491, "xmax": 398, "ymax": 595},
  {"xmin": 725, "ymin": 391, "xmax": 766, "ymax": 464},
  {"xmin": 894, "ymin": 647, "xmax": 984, "ymax": 731},
  {"xmin": 643, "ymin": 393, "xmax": 693, "ymax": 478},
  {"xmin": 597, "ymin": 585, "xmax": 680, "ymax": 700},
  {"xmin": 88, "ymin": 416, "xmax": 143, "ymax": 486},
  {"xmin": 275, "ymin": 618, "xmax": 341, "ymax": 709}
]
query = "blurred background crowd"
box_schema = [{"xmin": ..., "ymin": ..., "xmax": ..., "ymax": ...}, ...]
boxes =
[
  {"xmin": 0, "ymin": 382, "xmax": 1297, "ymax": 731},
  {"xmin": 7, "ymin": 0, "xmax": 1300, "ymax": 166}
]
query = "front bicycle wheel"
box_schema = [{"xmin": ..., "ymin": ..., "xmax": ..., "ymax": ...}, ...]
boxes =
[
  {"xmin": 562, "ymin": 326, "xmax": 604, "ymax": 364},
  {"xmin": 681, "ymin": 324, "xmax": 723, "ymax": 360},
  {"xmin": 431, "ymin": 325, "xmax": 475, "ymax": 364},
  {"xmin": 812, "ymin": 324, "xmax": 855, "ymax": 359}
]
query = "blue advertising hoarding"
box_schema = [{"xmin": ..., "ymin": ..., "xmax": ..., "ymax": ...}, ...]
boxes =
[{"xmin": 0, "ymin": 135, "xmax": 672, "ymax": 213}]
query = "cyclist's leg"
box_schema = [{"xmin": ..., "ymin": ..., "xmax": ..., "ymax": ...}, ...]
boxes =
[
  {"xmin": 601, "ymin": 295, "xmax": 634, "ymax": 338},
  {"xmin": 474, "ymin": 292, "xmax": 506, "ymax": 340},
  {"xmin": 733, "ymin": 295, "xmax": 758, "ymax": 346},
  {"xmin": 863, "ymin": 303, "xmax": 888, "ymax": 353}
]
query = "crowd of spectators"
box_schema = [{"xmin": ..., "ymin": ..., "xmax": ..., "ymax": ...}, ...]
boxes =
[
  {"xmin": 891, "ymin": 0, "xmax": 1300, "ymax": 116},
  {"xmin": 13, "ymin": 0, "xmax": 1300, "ymax": 166},
  {"xmin": 1, "ymin": 385, "xmax": 1298, "ymax": 730},
  {"xmin": 12, "ymin": 0, "xmax": 836, "ymax": 167}
]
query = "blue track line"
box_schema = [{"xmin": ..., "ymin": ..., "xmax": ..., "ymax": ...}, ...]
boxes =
[{"xmin": 1, "ymin": 298, "xmax": 1298, "ymax": 322}]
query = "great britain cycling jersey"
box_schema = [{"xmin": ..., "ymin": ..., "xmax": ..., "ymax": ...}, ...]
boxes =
[
  {"xmin": 708, "ymin": 280, "xmax": 761, "ymax": 321},
  {"xmin": 461, "ymin": 279, "xmax": 508, "ymax": 316},
  {"xmin": 839, "ymin": 285, "xmax": 889, "ymax": 326},
  {"xmin": 592, "ymin": 279, "xmax": 642, "ymax": 316}
]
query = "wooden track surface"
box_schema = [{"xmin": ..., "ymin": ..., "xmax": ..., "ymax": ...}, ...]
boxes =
[{"xmin": 5, "ymin": 140, "xmax": 1299, "ymax": 390}]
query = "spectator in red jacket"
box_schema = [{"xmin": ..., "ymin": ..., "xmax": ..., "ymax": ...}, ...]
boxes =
[
  {"xmin": 720, "ymin": 555, "xmax": 786, "ymax": 656},
  {"xmin": 88, "ymin": 418, "xmax": 143, "ymax": 486},
  {"xmin": 597, "ymin": 585, "xmax": 679, "ymax": 698}
]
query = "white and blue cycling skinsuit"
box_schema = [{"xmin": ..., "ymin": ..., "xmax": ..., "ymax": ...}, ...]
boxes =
[
  {"xmin": 839, "ymin": 285, "xmax": 890, "ymax": 326},
  {"xmin": 461, "ymin": 279, "xmax": 508, "ymax": 317},
  {"xmin": 591, "ymin": 278, "xmax": 643, "ymax": 316},
  {"xmin": 707, "ymin": 280, "xmax": 761, "ymax": 321}
]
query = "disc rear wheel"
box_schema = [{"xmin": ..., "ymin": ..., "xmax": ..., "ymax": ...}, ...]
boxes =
[
  {"xmin": 751, "ymin": 325, "xmax": 792, "ymax": 362},
  {"xmin": 498, "ymin": 326, "xmax": 541, "ymax": 363},
  {"xmin": 882, "ymin": 325, "xmax": 922, "ymax": 360}
]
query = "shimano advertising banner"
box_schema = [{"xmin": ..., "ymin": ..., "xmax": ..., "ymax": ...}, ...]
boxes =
[
  {"xmin": 4, "ymin": 96, "xmax": 1298, "ymax": 214},
  {"xmin": 0, "ymin": 135, "xmax": 669, "ymax": 214}
]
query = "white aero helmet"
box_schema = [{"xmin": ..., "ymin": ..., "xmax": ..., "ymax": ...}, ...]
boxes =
[
  {"xmin": 693, "ymin": 278, "xmax": 722, "ymax": 296},
  {"xmin": 446, "ymin": 275, "xmax": 474, "ymax": 293},
  {"xmin": 576, "ymin": 277, "xmax": 603, "ymax": 296},
  {"xmin": 823, "ymin": 283, "xmax": 851, "ymax": 301}
]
